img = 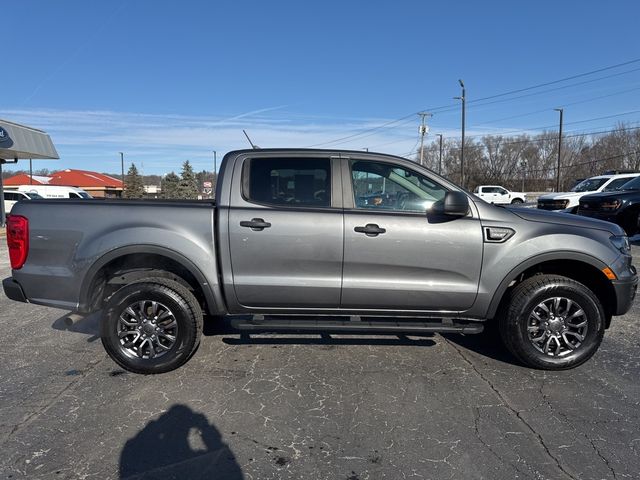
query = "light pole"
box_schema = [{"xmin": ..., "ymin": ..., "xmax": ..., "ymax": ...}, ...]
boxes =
[
  {"xmin": 119, "ymin": 152, "xmax": 125, "ymax": 196},
  {"xmin": 554, "ymin": 108, "xmax": 564, "ymax": 192},
  {"xmin": 454, "ymin": 80, "xmax": 466, "ymax": 187},
  {"xmin": 436, "ymin": 134, "xmax": 443, "ymax": 175}
]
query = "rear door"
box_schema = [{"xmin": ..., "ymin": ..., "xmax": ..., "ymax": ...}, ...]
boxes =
[
  {"xmin": 341, "ymin": 157, "xmax": 483, "ymax": 312},
  {"xmin": 227, "ymin": 153, "xmax": 344, "ymax": 308}
]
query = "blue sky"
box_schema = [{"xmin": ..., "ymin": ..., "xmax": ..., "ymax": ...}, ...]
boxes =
[{"xmin": 2, "ymin": 0, "xmax": 640, "ymax": 174}]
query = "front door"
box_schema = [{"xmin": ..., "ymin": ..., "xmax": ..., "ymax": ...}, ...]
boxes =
[
  {"xmin": 341, "ymin": 158, "xmax": 483, "ymax": 312},
  {"xmin": 228, "ymin": 155, "xmax": 343, "ymax": 308}
]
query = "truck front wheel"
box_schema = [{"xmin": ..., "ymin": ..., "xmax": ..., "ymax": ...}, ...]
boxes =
[
  {"xmin": 101, "ymin": 278, "xmax": 203, "ymax": 374},
  {"xmin": 499, "ymin": 275, "xmax": 605, "ymax": 370}
]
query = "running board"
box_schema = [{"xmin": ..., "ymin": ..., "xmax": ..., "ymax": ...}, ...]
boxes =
[{"xmin": 230, "ymin": 318, "xmax": 484, "ymax": 335}]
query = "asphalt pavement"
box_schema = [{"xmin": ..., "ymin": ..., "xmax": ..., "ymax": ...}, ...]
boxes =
[{"xmin": 1, "ymin": 240, "xmax": 639, "ymax": 480}]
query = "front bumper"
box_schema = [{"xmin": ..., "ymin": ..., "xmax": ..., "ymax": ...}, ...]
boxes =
[
  {"xmin": 612, "ymin": 273, "xmax": 638, "ymax": 316},
  {"xmin": 2, "ymin": 277, "xmax": 27, "ymax": 303}
]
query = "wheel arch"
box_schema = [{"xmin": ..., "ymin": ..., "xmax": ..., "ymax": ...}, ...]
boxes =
[
  {"xmin": 79, "ymin": 245, "xmax": 224, "ymax": 315},
  {"xmin": 487, "ymin": 252, "xmax": 616, "ymax": 327}
]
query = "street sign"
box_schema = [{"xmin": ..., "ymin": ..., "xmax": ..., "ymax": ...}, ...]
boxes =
[
  {"xmin": 203, "ymin": 181, "xmax": 212, "ymax": 188},
  {"xmin": 203, "ymin": 187, "xmax": 213, "ymax": 196}
]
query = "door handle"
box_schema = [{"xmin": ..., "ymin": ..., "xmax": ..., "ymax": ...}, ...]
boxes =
[
  {"xmin": 240, "ymin": 218, "xmax": 272, "ymax": 231},
  {"xmin": 354, "ymin": 223, "xmax": 386, "ymax": 237}
]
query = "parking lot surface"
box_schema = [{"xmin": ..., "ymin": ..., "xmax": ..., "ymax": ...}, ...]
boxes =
[{"xmin": 1, "ymin": 241, "xmax": 639, "ymax": 480}]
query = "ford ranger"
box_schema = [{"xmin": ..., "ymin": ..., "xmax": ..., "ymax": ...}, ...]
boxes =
[{"xmin": 3, "ymin": 149, "xmax": 637, "ymax": 374}]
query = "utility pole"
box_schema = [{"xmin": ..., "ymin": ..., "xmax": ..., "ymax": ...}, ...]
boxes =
[
  {"xmin": 436, "ymin": 134, "xmax": 443, "ymax": 175},
  {"xmin": 454, "ymin": 80, "xmax": 466, "ymax": 187},
  {"xmin": 418, "ymin": 112, "xmax": 432, "ymax": 166},
  {"xmin": 554, "ymin": 108, "xmax": 564, "ymax": 192},
  {"xmin": 119, "ymin": 152, "xmax": 125, "ymax": 197}
]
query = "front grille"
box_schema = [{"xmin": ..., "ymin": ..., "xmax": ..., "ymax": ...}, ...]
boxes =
[{"xmin": 537, "ymin": 199, "xmax": 567, "ymax": 210}]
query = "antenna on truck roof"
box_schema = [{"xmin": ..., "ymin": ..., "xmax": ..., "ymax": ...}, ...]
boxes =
[{"xmin": 242, "ymin": 130, "xmax": 260, "ymax": 149}]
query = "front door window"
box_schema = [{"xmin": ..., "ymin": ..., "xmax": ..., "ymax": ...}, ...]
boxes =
[{"xmin": 350, "ymin": 160, "xmax": 447, "ymax": 213}]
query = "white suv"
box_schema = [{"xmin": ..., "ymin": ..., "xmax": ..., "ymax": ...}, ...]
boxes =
[
  {"xmin": 3, "ymin": 190, "xmax": 42, "ymax": 216},
  {"xmin": 537, "ymin": 172, "xmax": 640, "ymax": 213},
  {"xmin": 474, "ymin": 185, "xmax": 526, "ymax": 204}
]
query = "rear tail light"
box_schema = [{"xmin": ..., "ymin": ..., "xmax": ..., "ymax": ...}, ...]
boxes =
[{"xmin": 6, "ymin": 215, "xmax": 29, "ymax": 269}]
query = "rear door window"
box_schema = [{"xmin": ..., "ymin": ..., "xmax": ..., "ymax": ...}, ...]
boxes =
[{"xmin": 244, "ymin": 158, "xmax": 331, "ymax": 208}]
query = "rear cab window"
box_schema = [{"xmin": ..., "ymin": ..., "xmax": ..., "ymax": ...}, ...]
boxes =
[{"xmin": 243, "ymin": 157, "xmax": 331, "ymax": 208}]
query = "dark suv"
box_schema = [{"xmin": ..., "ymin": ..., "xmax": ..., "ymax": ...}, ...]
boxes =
[{"xmin": 577, "ymin": 175, "xmax": 640, "ymax": 235}]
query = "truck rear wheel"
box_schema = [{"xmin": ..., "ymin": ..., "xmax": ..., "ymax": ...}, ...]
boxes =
[
  {"xmin": 101, "ymin": 278, "xmax": 203, "ymax": 374},
  {"xmin": 498, "ymin": 275, "xmax": 605, "ymax": 370}
]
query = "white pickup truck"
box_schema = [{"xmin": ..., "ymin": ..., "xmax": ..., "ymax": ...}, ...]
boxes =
[
  {"xmin": 474, "ymin": 185, "xmax": 526, "ymax": 204},
  {"xmin": 537, "ymin": 172, "xmax": 640, "ymax": 213}
]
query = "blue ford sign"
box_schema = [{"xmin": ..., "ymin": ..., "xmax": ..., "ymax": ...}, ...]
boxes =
[{"xmin": 0, "ymin": 126, "xmax": 11, "ymax": 146}]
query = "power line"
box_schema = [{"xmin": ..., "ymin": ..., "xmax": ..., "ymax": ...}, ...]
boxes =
[
  {"xmin": 453, "ymin": 110, "xmax": 640, "ymax": 141},
  {"xmin": 470, "ymin": 85, "xmax": 640, "ymax": 127},
  {"xmin": 306, "ymin": 115, "xmax": 417, "ymax": 148},
  {"xmin": 470, "ymin": 58, "xmax": 640, "ymax": 103},
  {"xmin": 306, "ymin": 58, "xmax": 640, "ymax": 148}
]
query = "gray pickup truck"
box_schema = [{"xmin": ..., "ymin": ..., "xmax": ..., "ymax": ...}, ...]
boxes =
[{"xmin": 3, "ymin": 149, "xmax": 638, "ymax": 374}]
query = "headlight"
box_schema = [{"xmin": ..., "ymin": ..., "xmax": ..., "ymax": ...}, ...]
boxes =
[
  {"xmin": 610, "ymin": 235, "xmax": 630, "ymax": 254},
  {"xmin": 600, "ymin": 200, "xmax": 621, "ymax": 211}
]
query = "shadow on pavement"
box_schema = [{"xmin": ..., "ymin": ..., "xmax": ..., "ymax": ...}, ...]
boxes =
[
  {"xmin": 54, "ymin": 312, "xmax": 518, "ymax": 364},
  {"xmin": 119, "ymin": 404, "xmax": 243, "ymax": 480},
  {"xmin": 441, "ymin": 324, "xmax": 521, "ymax": 367},
  {"xmin": 204, "ymin": 315, "xmax": 437, "ymax": 347},
  {"xmin": 52, "ymin": 311, "xmax": 101, "ymax": 342}
]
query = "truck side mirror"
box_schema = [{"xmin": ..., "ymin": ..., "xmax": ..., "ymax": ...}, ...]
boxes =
[{"xmin": 431, "ymin": 191, "xmax": 469, "ymax": 216}]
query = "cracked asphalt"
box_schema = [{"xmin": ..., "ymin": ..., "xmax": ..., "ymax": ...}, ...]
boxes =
[{"xmin": 1, "ymin": 240, "xmax": 639, "ymax": 480}]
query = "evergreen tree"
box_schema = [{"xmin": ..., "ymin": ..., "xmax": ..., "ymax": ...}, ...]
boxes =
[
  {"xmin": 161, "ymin": 172, "xmax": 180, "ymax": 199},
  {"xmin": 177, "ymin": 160, "xmax": 199, "ymax": 199},
  {"xmin": 123, "ymin": 163, "xmax": 145, "ymax": 198}
]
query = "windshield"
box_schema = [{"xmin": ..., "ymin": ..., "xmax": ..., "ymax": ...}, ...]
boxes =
[
  {"xmin": 571, "ymin": 178, "xmax": 608, "ymax": 192},
  {"xmin": 78, "ymin": 192, "xmax": 92, "ymax": 198},
  {"xmin": 25, "ymin": 192, "xmax": 43, "ymax": 199}
]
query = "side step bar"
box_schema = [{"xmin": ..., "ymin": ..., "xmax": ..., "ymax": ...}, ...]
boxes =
[{"xmin": 230, "ymin": 318, "xmax": 484, "ymax": 335}]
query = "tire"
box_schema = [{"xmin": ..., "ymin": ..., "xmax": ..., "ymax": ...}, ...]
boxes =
[
  {"xmin": 511, "ymin": 198, "xmax": 524, "ymax": 204},
  {"xmin": 101, "ymin": 277, "xmax": 203, "ymax": 374},
  {"xmin": 498, "ymin": 274, "xmax": 605, "ymax": 370}
]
